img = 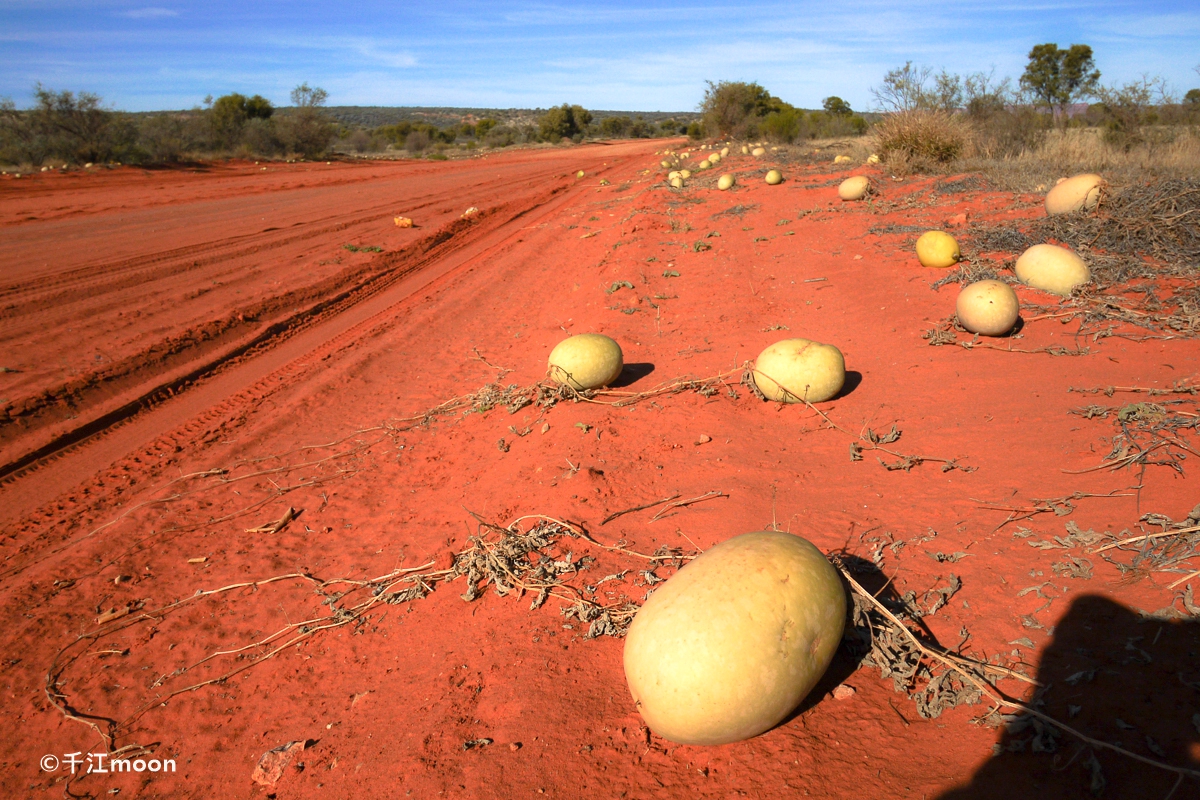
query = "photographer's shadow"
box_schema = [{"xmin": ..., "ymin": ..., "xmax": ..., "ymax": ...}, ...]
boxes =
[{"xmin": 937, "ymin": 594, "xmax": 1200, "ymax": 798}]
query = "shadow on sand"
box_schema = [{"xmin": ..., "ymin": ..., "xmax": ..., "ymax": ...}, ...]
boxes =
[{"xmin": 937, "ymin": 594, "xmax": 1200, "ymax": 798}]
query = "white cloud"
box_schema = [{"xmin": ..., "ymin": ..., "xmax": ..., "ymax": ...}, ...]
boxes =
[{"xmin": 118, "ymin": 7, "xmax": 179, "ymax": 19}]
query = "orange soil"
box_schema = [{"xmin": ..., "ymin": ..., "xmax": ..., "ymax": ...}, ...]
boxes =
[{"xmin": 1, "ymin": 143, "xmax": 1197, "ymax": 798}]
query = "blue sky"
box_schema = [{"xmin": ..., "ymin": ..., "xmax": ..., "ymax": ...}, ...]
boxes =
[{"xmin": 1, "ymin": 1, "xmax": 1198, "ymax": 112}]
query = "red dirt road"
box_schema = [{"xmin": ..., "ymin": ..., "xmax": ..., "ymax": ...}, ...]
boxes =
[{"xmin": 1, "ymin": 143, "xmax": 1197, "ymax": 799}]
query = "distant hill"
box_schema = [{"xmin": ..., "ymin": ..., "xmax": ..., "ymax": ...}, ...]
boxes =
[{"xmin": 319, "ymin": 106, "xmax": 702, "ymax": 129}]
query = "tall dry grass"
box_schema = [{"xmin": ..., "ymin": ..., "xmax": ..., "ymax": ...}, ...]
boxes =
[
  {"xmin": 957, "ymin": 127, "xmax": 1200, "ymax": 190},
  {"xmin": 872, "ymin": 110, "xmax": 972, "ymax": 173}
]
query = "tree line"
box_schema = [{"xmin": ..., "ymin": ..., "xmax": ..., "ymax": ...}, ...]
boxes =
[{"xmin": 0, "ymin": 83, "xmax": 336, "ymax": 166}]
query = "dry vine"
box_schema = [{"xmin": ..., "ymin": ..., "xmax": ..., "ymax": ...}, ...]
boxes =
[
  {"xmin": 836, "ymin": 558, "xmax": 1200, "ymax": 786},
  {"xmin": 44, "ymin": 512, "xmax": 689, "ymax": 757}
]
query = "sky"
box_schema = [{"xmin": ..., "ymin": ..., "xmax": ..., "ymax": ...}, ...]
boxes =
[{"xmin": 1, "ymin": 1, "xmax": 1198, "ymax": 113}]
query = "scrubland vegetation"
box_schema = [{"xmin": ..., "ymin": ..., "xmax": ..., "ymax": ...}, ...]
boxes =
[
  {"xmin": 865, "ymin": 49, "xmax": 1200, "ymax": 184},
  {"xmin": 2, "ymin": 43, "xmax": 1196, "ymax": 179},
  {"xmin": 0, "ymin": 83, "xmax": 338, "ymax": 166}
]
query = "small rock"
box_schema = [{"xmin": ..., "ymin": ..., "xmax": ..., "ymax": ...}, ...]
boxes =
[
  {"xmin": 695, "ymin": 434, "xmax": 712, "ymax": 445},
  {"xmin": 394, "ymin": 216, "xmax": 414, "ymax": 228},
  {"xmin": 510, "ymin": 742, "xmax": 522, "ymax": 751},
  {"xmin": 252, "ymin": 741, "xmax": 306, "ymax": 787},
  {"xmin": 832, "ymin": 684, "xmax": 856, "ymax": 700}
]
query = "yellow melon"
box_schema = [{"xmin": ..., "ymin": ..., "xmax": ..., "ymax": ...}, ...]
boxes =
[
  {"xmin": 956, "ymin": 280, "xmax": 1019, "ymax": 336},
  {"xmin": 753, "ymin": 339, "xmax": 845, "ymax": 403},
  {"xmin": 624, "ymin": 531, "xmax": 846, "ymax": 745},
  {"xmin": 837, "ymin": 176, "xmax": 870, "ymax": 201},
  {"xmin": 1045, "ymin": 173, "xmax": 1104, "ymax": 215},
  {"xmin": 1014, "ymin": 244, "xmax": 1090, "ymax": 296},
  {"xmin": 547, "ymin": 334, "xmax": 623, "ymax": 389},
  {"xmin": 915, "ymin": 231, "xmax": 960, "ymax": 268}
]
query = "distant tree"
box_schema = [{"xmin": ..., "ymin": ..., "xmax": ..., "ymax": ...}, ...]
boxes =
[
  {"xmin": 290, "ymin": 83, "xmax": 328, "ymax": 108},
  {"xmin": 1020, "ymin": 43, "xmax": 1100, "ymax": 124},
  {"xmin": 347, "ymin": 128, "xmax": 371, "ymax": 153},
  {"xmin": 1093, "ymin": 75, "xmax": 1172, "ymax": 150},
  {"xmin": 870, "ymin": 62, "xmax": 934, "ymax": 112},
  {"xmin": 870, "ymin": 63, "xmax": 965, "ymax": 112},
  {"xmin": 474, "ymin": 118, "xmax": 498, "ymax": 138},
  {"xmin": 600, "ymin": 115, "xmax": 631, "ymax": 137},
  {"xmin": 278, "ymin": 83, "xmax": 335, "ymax": 157},
  {"xmin": 538, "ymin": 104, "xmax": 592, "ymax": 141},
  {"xmin": 931, "ymin": 70, "xmax": 963, "ymax": 111},
  {"xmin": 699, "ymin": 81, "xmax": 786, "ymax": 138},
  {"xmin": 2, "ymin": 84, "xmax": 135, "ymax": 164},
  {"xmin": 962, "ymin": 69, "xmax": 1013, "ymax": 117},
  {"xmin": 657, "ymin": 118, "xmax": 684, "ymax": 136},
  {"xmin": 1185, "ymin": 88, "xmax": 1200, "ymax": 106},
  {"xmin": 209, "ymin": 92, "xmax": 274, "ymax": 149},
  {"xmin": 760, "ymin": 107, "xmax": 804, "ymax": 142},
  {"xmin": 822, "ymin": 96, "xmax": 852, "ymax": 116},
  {"xmin": 244, "ymin": 94, "xmax": 274, "ymax": 119}
]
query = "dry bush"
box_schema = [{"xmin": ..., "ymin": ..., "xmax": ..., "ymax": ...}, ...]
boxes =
[
  {"xmin": 873, "ymin": 110, "xmax": 972, "ymax": 172},
  {"xmin": 405, "ymin": 129, "xmax": 430, "ymax": 153},
  {"xmin": 969, "ymin": 106, "xmax": 1048, "ymax": 158},
  {"xmin": 954, "ymin": 127, "xmax": 1200, "ymax": 190}
]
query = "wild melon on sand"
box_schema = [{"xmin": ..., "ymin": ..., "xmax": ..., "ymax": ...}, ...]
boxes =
[
  {"xmin": 837, "ymin": 176, "xmax": 870, "ymax": 201},
  {"xmin": 547, "ymin": 334, "xmax": 623, "ymax": 390},
  {"xmin": 624, "ymin": 531, "xmax": 846, "ymax": 745},
  {"xmin": 915, "ymin": 231, "xmax": 960, "ymax": 268},
  {"xmin": 1045, "ymin": 174, "xmax": 1104, "ymax": 216},
  {"xmin": 1015, "ymin": 244, "xmax": 1090, "ymax": 296},
  {"xmin": 753, "ymin": 339, "xmax": 845, "ymax": 403},
  {"xmin": 956, "ymin": 280, "xmax": 1019, "ymax": 336}
]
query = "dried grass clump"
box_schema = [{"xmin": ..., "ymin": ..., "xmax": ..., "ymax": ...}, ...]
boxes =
[
  {"xmin": 873, "ymin": 110, "xmax": 972, "ymax": 173},
  {"xmin": 958, "ymin": 127, "xmax": 1200, "ymax": 191}
]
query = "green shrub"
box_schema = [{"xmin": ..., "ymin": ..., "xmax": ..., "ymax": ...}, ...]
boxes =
[
  {"xmin": 600, "ymin": 115, "xmax": 631, "ymax": 137},
  {"xmin": 484, "ymin": 125, "xmax": 517, "ymax": 148},
  {"xmin": 136, "ymin": 113, "xmax": 189, "ymax": 162},
  {"xmin": 1093, "ymin": 77, "xmax": 1171, "ymax": 151},
  {"xmin": 759, "ymin": 108, "xmax": 802, "ymax": 143},
  {"xmin": 474, "ymin": 118, "xmax": 498, "ymax": 138},
  {"xmin": 240, "ymin": 117, "xmax": 282, "ymax": 157},
  {"xmin": 628, "ymin": 118, "xmax": 653, "ymax": 138},
  {"xmin": 275, "ymin": 83, "xmax": 335, "ymax": 157},
  {"xmin": 699, "ymin": 80, "xmax": 787, "ymax": 139},
  {"xmin": 538, "ymin": 104, "xmax": 592, "ymax": 142},
  {"xmin": 874, "ymin": 110, "xmax": 971, "ymax": 168},
  {"xmin": 209, "ymin": 92, "xmax": 274, "ymax": 149},
  {"xmin": 0, "ymin": 85, "xmax": 140, "ymax": 165}
]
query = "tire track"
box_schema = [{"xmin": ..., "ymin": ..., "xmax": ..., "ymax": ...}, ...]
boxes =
[
  {"xmin": 0, "ymin": 178, "xmax": 576, "ymax": 514},
  {"xmin": 0, "ymin": 163, "xmax": 569, "ymax": 312},
  {"xmin": 0, "ymin": 163, "xmax": 578, "ymax": 458}
]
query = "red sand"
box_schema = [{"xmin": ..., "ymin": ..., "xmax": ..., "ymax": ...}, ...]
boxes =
[{"xmin": 1, "ymin": 143, "xmax": 1197, "ymax": 798}]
